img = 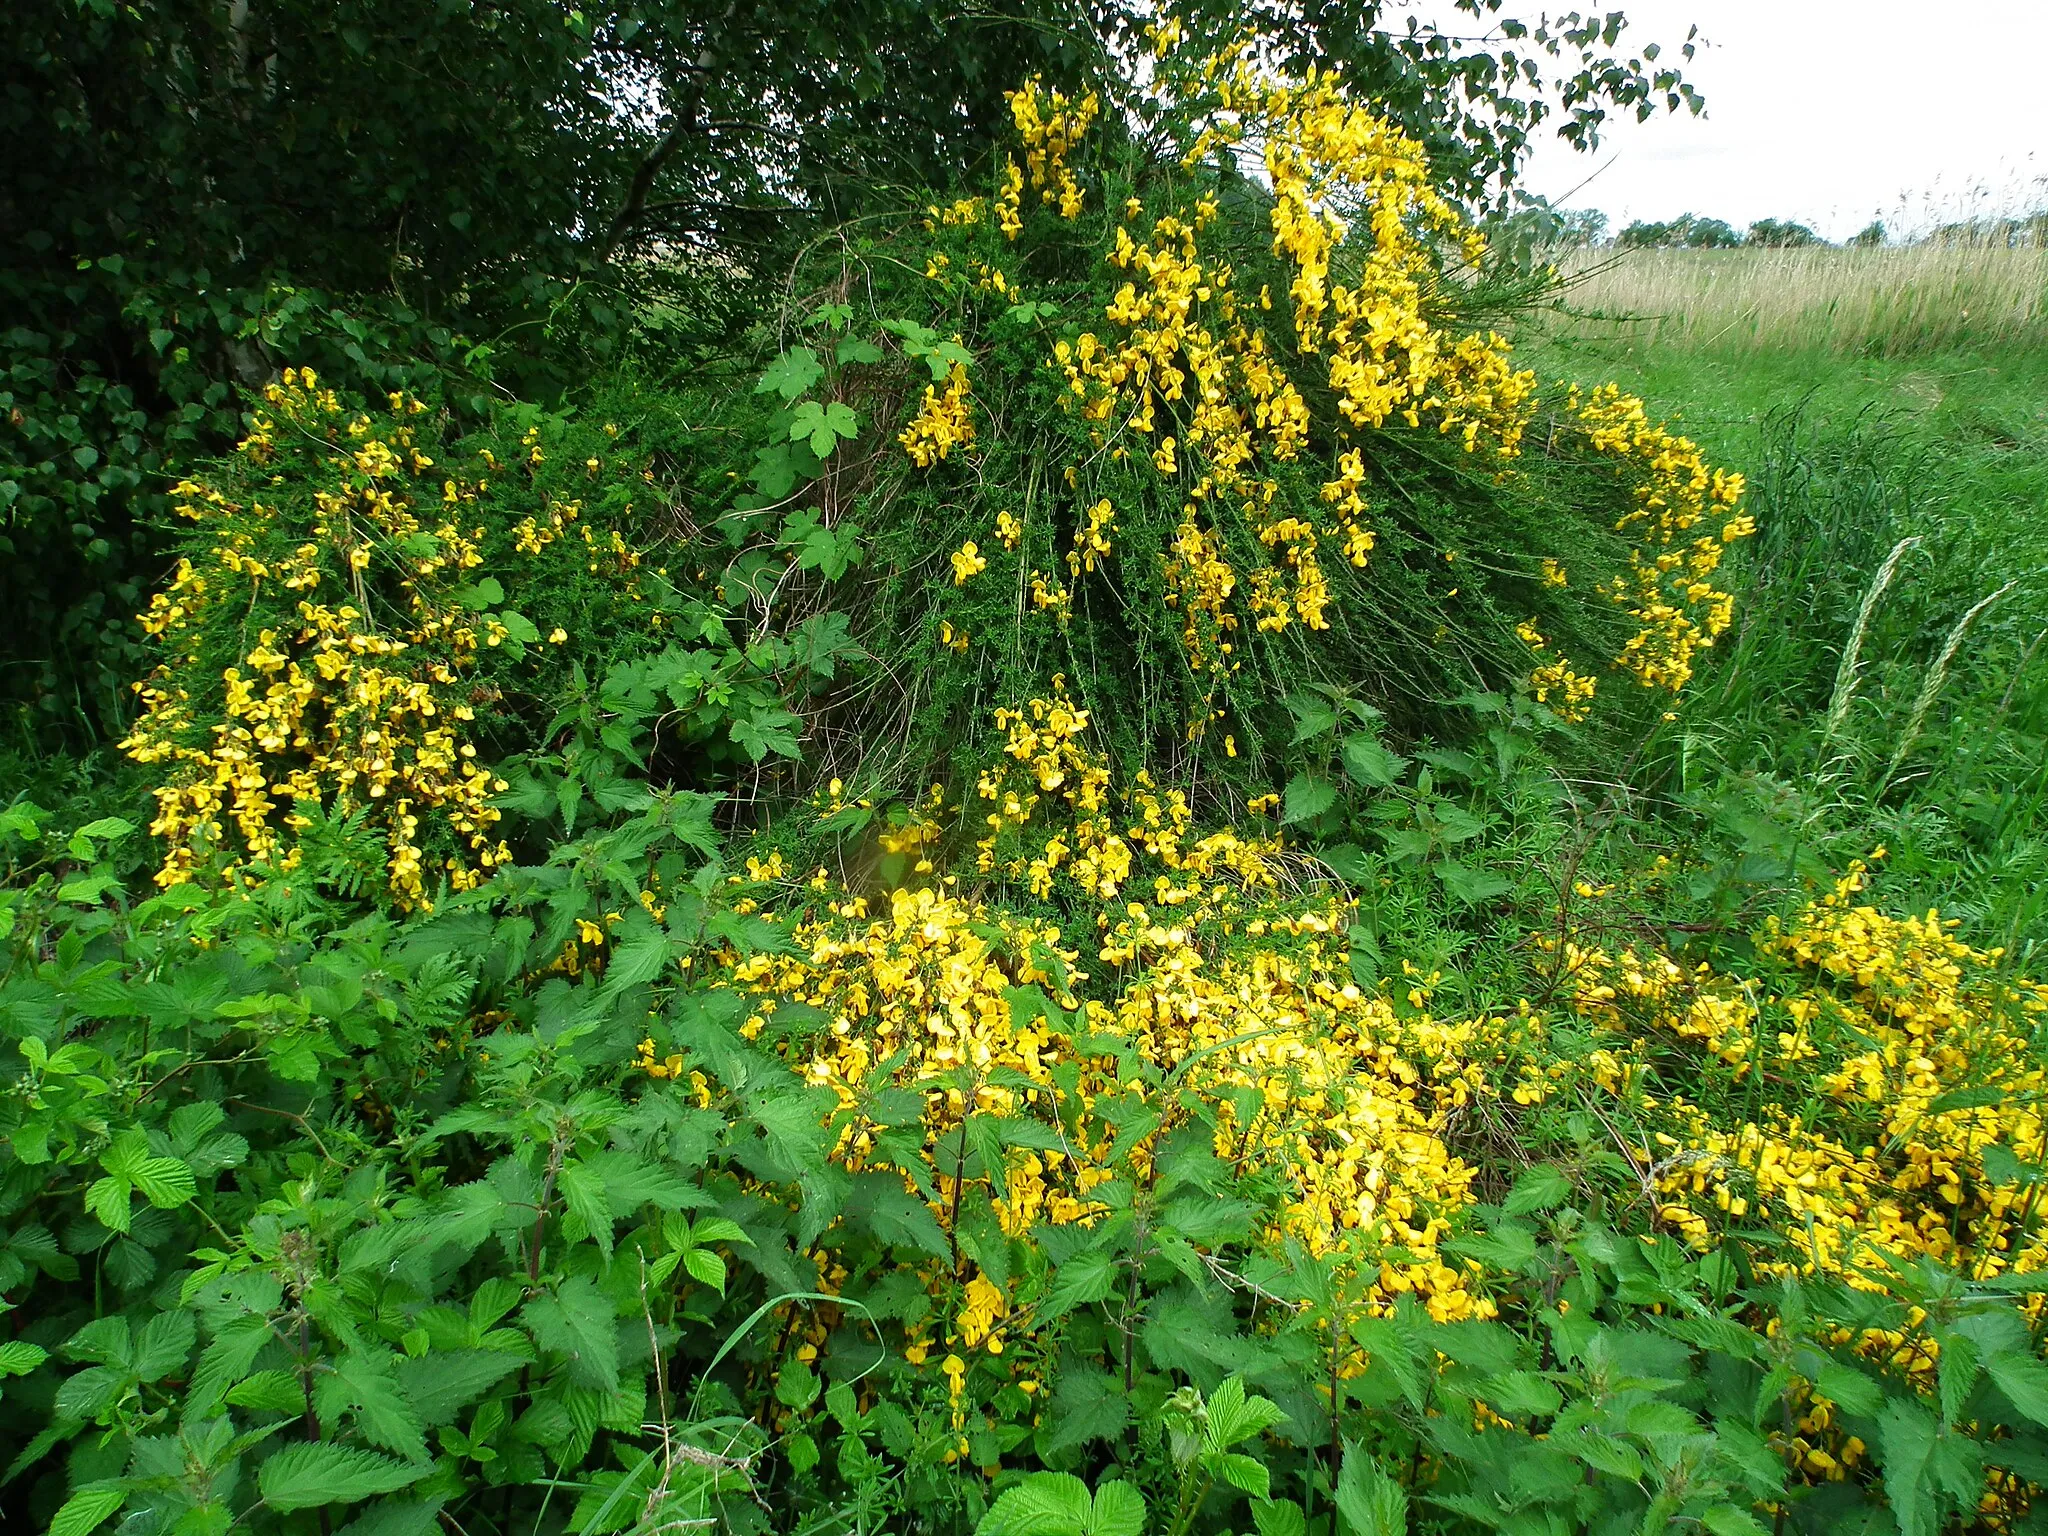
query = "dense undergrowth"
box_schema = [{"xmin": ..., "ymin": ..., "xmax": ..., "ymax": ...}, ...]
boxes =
[{"xmin": 4, "ymin": 30, "xmax": 2048, "ymax": 1536}]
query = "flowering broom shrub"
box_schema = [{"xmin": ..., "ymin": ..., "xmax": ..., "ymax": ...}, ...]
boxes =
[{"xmin": 3, "ymin": 24, "xmax": 2045, "ymax": 1536}]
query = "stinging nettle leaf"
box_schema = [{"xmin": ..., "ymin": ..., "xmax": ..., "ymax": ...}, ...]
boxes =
[{"xmin": 258, "ymin": 1443, "xmax": 431, "ymax": 1511}]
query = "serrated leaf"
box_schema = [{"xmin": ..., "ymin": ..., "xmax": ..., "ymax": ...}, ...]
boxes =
[
  {"xmin": 1206, "ymin": 1375, "xmax": 1284, "ymax": 1448},
  {"xmin": 394, "ymin": 1350, "xmax": 522, "ymax": 1427},
  {"xmin": 1038, "ymin": 1248, "xmax": 1117, "ymax": 1325},
  {"xmin": 258, "ymin": 1443, "xmax": 430, "ymax": 1511},
  {"xmin": 0, "ymin": 1341, "xmax": 48, "ymax": 1376},
  {"xmin": 1504, "ymin": 1165, "xmax": 1572, "ymax": 1215},
  {"xmin": 85, "ymin": 1177, "xmax": 132, "ymax": 1233},
  {"xmin": 522, "ymin": 1275, "xmax": 619, "ymax": 1392},
  {"xmin": 682, "ymin": 1247, "xmax": 727, "ymax": 1294},
  {"xmin": 1987, "ymin": 1350, "xmax": 2048, "ymax": 1427},
  {"xmin": 1342, "ymin": 734, "xmax": 1408, "ymax": 788},
  {"xmin": 1815, "ymin": 1362, "xmax": 1885, "ymax": 1418},
  {"xmin": 978, "ymin": 1471, "xmax": 1091, "ymax": 1535},
  {"xmin": 133, "ymin": 1310, "xmax": 196, "ymax": 1381},
  {"xmin": 1878, "ymin": 1399, "xmax": 1938, "ymax": 1536},
  {"xmin": 556, "ymin": 1161, "xmax": 615, "ymax": 1261},
  {"xmin": 1282, "ymin": 773, "xmax": 1337, "ymax": 825},
  {"xmin": 755, "ymin": 347, "xmax": 824, "ymax": 403},
  {"xmin": 227, "ymin": 1370, "xmax": 308, "ymax": 1415},
  {"xmin": 335, "ymin": 1353, "xmax": 429, "ymax": 1462},
  {"xmin": 1334, "ymin": 1443, "xmax": 1407, "ymax": 1536},
  {"xmin": 50, "ymin": 1485, "xmax": 127, "ymax": 1536}
]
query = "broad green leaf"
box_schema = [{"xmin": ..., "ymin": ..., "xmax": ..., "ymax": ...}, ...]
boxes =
[
  {"xmin": 557, "ymin": 1161, "xmax": 615, "ymax": 1261},
  {"xmin": 522, "ymin": 1275, "xmax": 619, "ymax": 1392},
  {"xmin": 50, "ymin": 1486, "xmax": 128, "ymax": 1536},
  {"xmin": 1814, "ymin": 1362, "xmax": 1884, "ymax": 1418},
  {"xmin": 1206, "ymin": 1376, "xmax": 1284, "ymax": 1448},
  {"xmin": 1877, "ymin": 1399, "xmax": 1938, "ymax": 1536},
  {"xmin": 789, "ymin": 400, "xmax": 860, "ymax": 459},
  {"xmin": 1342, "ymin": 734, "xmax": 1409, "ymax": 788},
  {"xmin": 1038, "ymin": 1248, "xmax": 1118, "ymax": 1324},
  {"xmin": 228, "ymin": 1371, "xmax": 308, "ymax": 1415},
  {"xmin": 1987, "ymin": 1350, "xmax": 2048, "ymax": 1427},
  {"xmin": 1334, "ymin": 1443, "xmax": 1408, "ymax": 1536},
  {"xmin": 394, "ymin": 1350, "xmax": 521, "ymax": 1426},
  {"xmin": 258, "ymin": 1444, "xmax": 430, "ymax": 1511},
  {"xmin": 1281, "ymin": 773, "xmax": 1337, "ymax": 825},
  {"xmin": 0, "ymin": 1341, "xmax": 48, "ymax": 1376},
  {"xmin": 978, "ymin": 1471, "xmax": 1092, "ymax": 1535},
  {"xmin": 132, "ymin": 1311, "xmax": 196, "ymax": 1381},
  {"xmin": 1215, "ymin": 1452, "xmax": 1270, "ymax": 1499},
  {"xmin": 334, "ymin": 1353, "xmax": 429, "ymax": 1462},
  {"xmin": 1504, "ymin": 1165, "xmax": 1572, "ymax": 1215},
  {"xmin": 1089, "ymin": 1482, "xmax": 1145, "ymax": 1536},
  {"xmin": 755, "ymin": 347, "xmax": 824, "ymax": 403}
]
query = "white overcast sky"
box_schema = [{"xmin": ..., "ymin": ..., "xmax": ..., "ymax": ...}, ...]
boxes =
[{"xmin": 1458, "ymin": 0, "xmax": 2048, "ymax": 240}]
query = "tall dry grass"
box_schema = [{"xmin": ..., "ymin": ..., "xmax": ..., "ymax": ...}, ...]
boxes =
[{"xmin": 1547, "ymin": 243, "xmax": 2048, "ymax": 355}]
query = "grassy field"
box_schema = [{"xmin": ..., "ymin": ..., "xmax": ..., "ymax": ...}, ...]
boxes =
[
  {"xmin": 1528, "ymin": 251, "xmax": 2048, "ymax": 961},
  {"xmin": 1550, "ymin": 240, "xmax": 2048, "ymax": 355}
]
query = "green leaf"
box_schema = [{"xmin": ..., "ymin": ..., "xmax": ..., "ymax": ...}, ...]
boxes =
[
  {"xmin": 1282, "ymin": 774, "xmax": 1337, "ymax": 825},
  {"xmin": 1702, "ymin": 1507, "xmax": 1770, "ymax": 1536},
  {"xmin": 453, "ymin": 577, "xmax": 505, "ymax": 609},
  {"xmin": 1877, "ymin": 1399, "xmax": 1938, "ymax": 1536},
  {"xmin": 1987, "ymin": 1350, "xmax": 2048, "ymax": 1427},
  {"xmin": 50, "ymin": 1486, "xmax": 128, "ymax": 1536},
  {"xmin": 1341, "ymin": 734, "xmax": 1409, "ymax": 788},
  {"xmin": 1038, "ymin": 1248, "xmax": 1118, "ymax": 1324},
  {"xmin": 1214, "ymin": 1452, "xmax": 1270, "ymax": 1499},
  {"xmin": 835, "ymin": 337, "xmax": 883, "ymax": 366},
  {"xmin": 1206, "ymin": 1376, "xmax": 1284, "ymax": 1448},
  {"xmin": 258, "ymin": 1444, "xmax": 430, "ymax": 1511},
  {"xmin": 1814, "ymin": 1362, "xmax": 1884, "ymax": 1418},
  {"xmin": 775, "ymin": 1360, "xmax": 820, "ymax": 1411},
  {"xmin": 785, "ymin": 1429, "xmax": 820, "ymax": 1476},
  {"xmin": 0, "ymin": 1341, "xmax": 48, "ymax": 1376},
  {"xmin": 789, "ymin": 400, "xmax": 860, "ymax": 459},
  {"xmin": 978, "ymin": 1471, "xmax": 1092, "ymax": 1535},
  {"xmin": 522, "ymin": 1275, "xmax": 619, "ymax": 1392},
  {"xmin": 1334, "ymin": 1443, "xmax": 1408, "ymax": 1536},
  {"xmin": 132, "ymin": 1311, "xmax": 195, "ymax": 1381},
  {"xmin": 1435, "ymin": 860, "xmax": 1510, "ymax": 906},
  {"xmin": 85, "ymin": 1177, "xmax": 132, "ymax": 1233},
  {"xmin": 1503, "ymin": 1165, "xmax": 1572, "ymax": 1215},
  {"xmin": 681, "ymin": 1247, "xmax": 727, "ymax": 1294},
  {"xmin": 1088, "ymin": 1482, "xmax": 1146, "ymax": 1536},
  {"xmin": 755, "ymin": 347, "xmax": 825, "ymax": 403},
  {"xmin": 130, "ymin": 1157, "xmax": 197, "ymax": 1210},
  {"xmin": 394, "ymin": 1351, "xmax": 521, "ymax": 1427},
  {"xmin": 228, "ymin": 1370, "xmax": 308, "ymax": 1415},
  {"xmin": 557, "ymin": 1161, "xmax": 615, "ymax": 1260},
  {"xmin": 334, "ymin": 1353, "xmax": 429, "ymax": 1463}
]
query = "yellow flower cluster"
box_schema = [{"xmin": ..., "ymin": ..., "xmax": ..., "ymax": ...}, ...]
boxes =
[
  {"xmin": 717, "ymin": 694, "xmax": 1536, "ymax": 1368},
  {"xmin": 122, "ymin": 371, "xmax": 513, "ymax": 905},
  {"xmin": 1556, "ymin": 860, "xmax": 2047, "ymax": 1384},
  {"xmin": 1514, "ymin": 620, "xmax": 1598, "ymax": 723},
  {"xmin": 1573, "ymin": 384, "xmax": 1756, "ymax": 692},
  {"xmin": 899, "ymin": 362, "xmax": 977, "ymax": 467},
  {"xmin": 1004, "ymin": 77, "xmax": 1100, "ymax": 221},
  {"xmin": 911, "ymin": 48, "xmax": 1554, "ymax": 724}
]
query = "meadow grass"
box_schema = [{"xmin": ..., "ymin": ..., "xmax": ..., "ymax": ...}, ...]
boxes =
[
  {"xmin": 1525, "ymin": 276, "xmax": 2048, "ymax": 959},
  {"xmin": 1547, "ymin": 241, "xmax": 2048, "ymax": 356}
]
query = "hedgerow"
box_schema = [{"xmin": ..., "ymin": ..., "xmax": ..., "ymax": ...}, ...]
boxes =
[{"xmin": 2, "ymin": 29, "xmax": 2045, "ymax": 1536}]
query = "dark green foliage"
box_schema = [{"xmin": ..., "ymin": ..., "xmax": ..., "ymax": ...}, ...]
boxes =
[
  {"xmin": 1746, "ymin": 218, "xmax": 1826, "ymax": 248},
  {"xmin": 2, "ymin": 0, "xmax": 1701, "ymax": 750}
]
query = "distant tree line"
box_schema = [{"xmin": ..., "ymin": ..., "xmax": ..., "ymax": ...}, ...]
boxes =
[{"xmin": 1523, "ymin": 208, "xmax": 2048, "ymax": 252}]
